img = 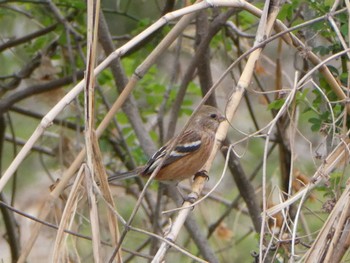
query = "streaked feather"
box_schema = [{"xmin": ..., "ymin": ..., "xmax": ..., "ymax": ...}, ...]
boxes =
[{"xmin": 142, "ymin": 130, "xmax": 201, "ymax": 175}]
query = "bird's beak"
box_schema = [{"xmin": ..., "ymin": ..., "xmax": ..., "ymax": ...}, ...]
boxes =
[{"xmin": 218, "ymin": 115, "xmax": 226, "ymax": 122}]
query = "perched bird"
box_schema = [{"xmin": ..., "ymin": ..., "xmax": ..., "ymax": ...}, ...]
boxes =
[{"xmin": 108, "ymin": 105, "xmax": 225, "ymax": 184}]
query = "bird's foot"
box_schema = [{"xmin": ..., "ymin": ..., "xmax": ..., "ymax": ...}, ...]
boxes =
[{"xmin": 194, "ymin": 170, "xmax": 209, "ymax": 181}]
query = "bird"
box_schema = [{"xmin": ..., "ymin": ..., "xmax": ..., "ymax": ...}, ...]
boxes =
[{"xmin": 108, "ymin": 105, "xmax": 226, "ymax": 184}]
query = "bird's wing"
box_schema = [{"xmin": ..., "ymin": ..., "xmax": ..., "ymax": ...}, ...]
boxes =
[{"xmin": 142, "ymin": 130, "xmax": 202, "ymax": 175}]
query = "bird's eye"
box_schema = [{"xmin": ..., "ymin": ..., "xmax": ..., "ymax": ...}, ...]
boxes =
[{"xmin": 210, "ymin": 113, "xmax": 217, "ymax": 119}]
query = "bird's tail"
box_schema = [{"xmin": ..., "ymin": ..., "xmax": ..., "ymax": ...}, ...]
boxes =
[{"xmin": 108, "ymin": 167, "xmax": 143, "ymax": 183}]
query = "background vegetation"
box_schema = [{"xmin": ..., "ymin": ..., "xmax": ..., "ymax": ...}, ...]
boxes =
[{"xmin": 1, "ymin": 0, "xmax": 350, "ymax": 262}]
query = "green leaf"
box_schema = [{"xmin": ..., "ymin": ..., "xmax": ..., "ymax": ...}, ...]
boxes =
[
  {"xmin": 308, "ymin": 117, "xmax": 322, "ymax": 132},
  {"xmin": 149, "ymin": 130, "xmax": 158, "ymax": 142},
  {"xmin": 314, "ymin": 45, "xmax": 330, "ymax": 56},
  {"xmin": 59, "ymin": 0, "xmax": 86, "ymax": 9},
  {"xmin": 278, "ymin": 2, "xmax": 294, "ymax": 20},
  {"xmin": 116, "ymin": 112, "xmax": 129, "ymax": 124},
  {"xmin": 98, "ymin": 70, "xmax": 113, "ymax": 85},
  {"xmin": 187, "ymin": 82, "xmax": 201, "ymax": 96},
  {"xmin": 296, "ymin": 89, "xmax": 309, "ymax": 102},
  {"xmin": 267, "ymin": 98, "xmax": 286, "ymax": 110},
  {"xmin": 238, "ymin": 10, "xmax": 257, "ymax": 29},
  {"xmin": 341, "ymin": 23, "xmax": 349, "ymax": 37}
]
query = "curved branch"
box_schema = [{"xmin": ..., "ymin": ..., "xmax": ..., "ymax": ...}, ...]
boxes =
[
  {"xmin": 0, "ymin": 24, "xmax": 58, "ymax": 52},
  {"xmin": 0, "ymin": 71, "xmax": 84, "ymax": 115}
]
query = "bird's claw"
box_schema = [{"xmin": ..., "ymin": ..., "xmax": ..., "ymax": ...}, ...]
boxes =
[{"xmin": 194, "ymin": 170, "xmax": 209, "ymax": 181}]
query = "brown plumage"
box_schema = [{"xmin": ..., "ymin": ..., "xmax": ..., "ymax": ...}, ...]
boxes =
[{"xmin": 108, "ymin": 105, "xmax": 225, "ymax": 184}]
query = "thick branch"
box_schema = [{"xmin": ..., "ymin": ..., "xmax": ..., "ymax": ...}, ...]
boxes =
[
  {"xmin": 0, "ymin": 116, "xmax": 21, "ymax": 261},
  {"xmin": 222, "ymin": 141, "xmax": 261, "ymax": 232},
  {"xmin": 167, "ymin": 9, "xmax": 235, "ymax": 139},
  {"xmin": 196, "ymin": 11, "xmax": 217, "ymax": 107},
  {"xmin": 98, "ymin": 12, "xmax": 157, "ymax": 157}
]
